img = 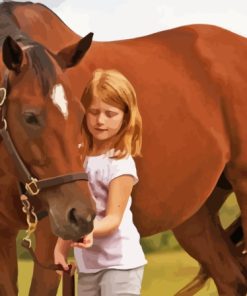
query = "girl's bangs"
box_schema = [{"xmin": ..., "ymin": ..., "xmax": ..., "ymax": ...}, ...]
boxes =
[{"xmin": 97, "ymin": 85, "xmax": 126, "ymax": 111}]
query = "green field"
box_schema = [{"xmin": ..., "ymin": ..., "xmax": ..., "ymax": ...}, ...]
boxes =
[{"xmin": 18, "ymin": 250, "xmax": 217, "ymax": 296}]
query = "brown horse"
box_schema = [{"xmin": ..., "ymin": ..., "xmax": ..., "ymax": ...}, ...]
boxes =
[
  {"xmin": 0, "ymin": 2, "xmax": 98, "ymax": 295},
  {"xmin": 7, "ymin": 1, "xmax": 247, "ymax": 295}
]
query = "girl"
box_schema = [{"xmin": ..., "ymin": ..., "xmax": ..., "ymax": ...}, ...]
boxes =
[{"xmin": 54, "ymin": 69, "xmax": 147, "ymax": 296}]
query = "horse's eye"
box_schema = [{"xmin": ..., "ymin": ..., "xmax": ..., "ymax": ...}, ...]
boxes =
[{"xmin": 24, "ymin": 112, "xmax": 40, "ymax": 126}]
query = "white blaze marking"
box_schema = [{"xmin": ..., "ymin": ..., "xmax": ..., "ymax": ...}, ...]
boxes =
[{"xmin": 51, "ymin": 84, "xmax": 68, "ymax": 119}]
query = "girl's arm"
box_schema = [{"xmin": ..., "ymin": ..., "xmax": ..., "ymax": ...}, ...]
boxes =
[
  {"xmin": 95, "ymin": 175, "xmax": 135, "ymax": 236},
  {"xmin": 72, "ymin": 175, "xmax": 134, "ymax": 247}
]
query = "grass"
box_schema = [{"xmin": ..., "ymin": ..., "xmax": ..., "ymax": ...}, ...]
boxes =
[{"xmin": 18, "ymin": 250, "xmax": 217, "ymax": 296}]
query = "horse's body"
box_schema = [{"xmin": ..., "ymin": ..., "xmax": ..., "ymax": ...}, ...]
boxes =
[
  {"xmin": 5, "ymin": 1, "xmax": 247, "ymax": 295},
  {"xmin": 12, "ymin": 2, "xmax": 231, "ymax": 232}
]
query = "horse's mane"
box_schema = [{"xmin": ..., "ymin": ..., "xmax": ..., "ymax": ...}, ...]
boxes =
[{"xmin": 0, "ymin": 1, "xmax": 56, "ymax": 96}]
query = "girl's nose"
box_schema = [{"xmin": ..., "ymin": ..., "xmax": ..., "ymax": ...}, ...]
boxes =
[{"xmin": 97, "ymin": 113, "xmax": 105, "ymax": 124}]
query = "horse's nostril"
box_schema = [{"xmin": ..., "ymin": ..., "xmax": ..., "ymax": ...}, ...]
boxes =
[
  {"xmin": 68, "ymin": 208, "xmax": 95, "ymax": 226},
  {"xmin": 68, "ymin": 208, "xmax": 77, "ymax": 225}
]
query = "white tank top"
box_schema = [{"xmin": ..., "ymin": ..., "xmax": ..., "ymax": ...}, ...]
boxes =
[{"xmin": 74, "ymin": 151, "xmax": 147, "ymax": 273}]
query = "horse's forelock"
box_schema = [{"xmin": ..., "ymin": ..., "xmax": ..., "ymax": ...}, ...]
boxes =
[
  {"xmin": 0, "ymin": 1, "xmax": 57, "ymax": 97},
  {"xmin": 26, "ymin": 44, "xmax": 57, "ymax": 97}
]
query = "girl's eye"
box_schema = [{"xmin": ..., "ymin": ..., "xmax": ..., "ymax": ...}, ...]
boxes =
[
  {"xmin": 88, "ymin": 109, "xmax": 99, "ymax": 115},
  {"xmin": 23, "ymin": 112, "xmax": 40, "ymax": 126},
  {"xmin": 105, "ymin": 111, "xmax": 117, "ymax": 118}
]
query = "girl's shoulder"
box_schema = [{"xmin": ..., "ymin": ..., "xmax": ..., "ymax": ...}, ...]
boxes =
[
  {"xmin": 106, "ymin": 149, "xmax": 135, "ymax": 164},
  {"xmin": 84, "ymin": 149, "xmax": 136, "ymax": 171},
  {"xmin": 83, "ymin": 153, "xmax": 108, "ymax": 170},
  {"xmin": 107, "ymin": 151, "xmax": 138, "ymax": 184},
  {"xmin": 83, "ymin": 149, "xmax": 138, "ymax": 185}
]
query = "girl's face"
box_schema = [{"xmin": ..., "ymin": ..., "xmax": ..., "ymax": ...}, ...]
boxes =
[{"xmin": 86, "ymin": 96, "xmax": 125, "ymax": 146}]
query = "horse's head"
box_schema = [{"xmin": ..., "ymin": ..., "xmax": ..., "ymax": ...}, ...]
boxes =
[{"xmin": 0, "ymin": 33, "xmax": 95, "ymax": 241}]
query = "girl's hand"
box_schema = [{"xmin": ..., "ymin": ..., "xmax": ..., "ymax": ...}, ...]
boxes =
[
  {"xmin": 71, "ymin": 231, "xmax": 93, "ymax": 248},
  {"xmin": 54, "ymin": 238, "xmax": 71, "ymax": 275},
  {"xmin": 54, "ymin": 250, "xmax": 70, "ymax": 276}
]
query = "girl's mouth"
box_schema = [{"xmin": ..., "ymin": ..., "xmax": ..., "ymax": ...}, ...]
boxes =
[{"xmin": 95, "ymin": 128, "xmax": 107, "ymax": 131}]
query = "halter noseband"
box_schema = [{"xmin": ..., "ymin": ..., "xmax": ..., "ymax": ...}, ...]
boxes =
[{"xmin": 0, "ymin": 71, "xmax": 88, "ymax": 197}]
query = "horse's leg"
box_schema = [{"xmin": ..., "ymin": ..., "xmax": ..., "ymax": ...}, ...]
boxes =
[
  {"xmin": 173, "ymin": 188, "xmax": 246, "ymax": 296},
  {"xmin": 178, "ymin": 187, "xmax": 246, "ymax": 295},
  {"xmin": 174, "ymin": 187, "xmax": 231, "ymax": 296},
  {"xmin": 205, "ymin": 187, "xmax": 243, "ymax": 256},
  {"xmin": 29, "ymin": 217, "xmax": 60, "ymax": 296},
  {"xmin": 0, "ymin": 228, "xmax": 18, "ymax": 295},
  {"xmin": 227, "ymin": 164, "xmax": 247, "ymax": 254}
]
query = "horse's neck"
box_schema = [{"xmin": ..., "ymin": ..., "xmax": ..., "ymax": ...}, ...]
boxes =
[
  {"xmin": 12, "ymin": 3, "xmax": 80, "ymax": 52},
  {"xmin": 0, "ymin": 12, "xmax": 22, "ymax": 47}
]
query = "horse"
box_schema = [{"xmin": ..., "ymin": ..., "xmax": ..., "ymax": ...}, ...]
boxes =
[
  {"xmin": 0, "ymin": 2, "xmax": 98, "ymax": 295},
  {"xmin": 6, "ymin": 1, "xmax": 247, "ymax": 295}
]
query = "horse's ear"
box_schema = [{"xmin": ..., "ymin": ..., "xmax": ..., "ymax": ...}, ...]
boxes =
[
  {"xmin": 2, "ymin": 36, "xmax": 23, "ymax": 73},
  {"xmin": 56, "ymin": 32, "xmax": 93, "ymax": 69}
]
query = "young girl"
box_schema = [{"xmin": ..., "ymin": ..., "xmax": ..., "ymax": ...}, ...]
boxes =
[{"xmin": 54, "ymin": 69, "xmax": 147, "ymax": 296}]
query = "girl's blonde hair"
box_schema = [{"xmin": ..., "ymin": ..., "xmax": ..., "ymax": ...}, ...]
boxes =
[{"xmin": 81, "ymin": 69, "xmax": 142, "ymax": 159}]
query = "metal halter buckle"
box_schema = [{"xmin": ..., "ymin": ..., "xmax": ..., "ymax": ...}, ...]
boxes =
[
  {"xmin": 0, "ymin": 88, "xmax": 6, "ymax": 106},
  {"xmin": 25, "ymin": 178, "xmax": 40, "ymax": 196}
]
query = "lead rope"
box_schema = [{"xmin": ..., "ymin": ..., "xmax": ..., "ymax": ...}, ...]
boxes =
[
  {"xmin": 20, "ymin": 194, "xmax": 38, "ymax": 246},
  {"xmin": 20, "ymin": 193, "xmax": 76, "ymax": 296}
]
